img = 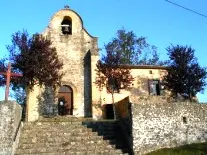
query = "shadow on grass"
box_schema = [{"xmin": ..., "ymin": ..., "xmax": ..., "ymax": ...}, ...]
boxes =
[{"xmin": 146, "ymin": 142, "xmax": 207, "ymax": 155}]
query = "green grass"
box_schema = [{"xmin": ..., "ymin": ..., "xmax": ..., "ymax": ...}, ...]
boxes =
[{"xmin": 146, "ymin": 142, "xmax": 207, "ymax": 155}]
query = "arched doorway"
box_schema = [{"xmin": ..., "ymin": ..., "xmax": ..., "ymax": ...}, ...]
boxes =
[{"xmin": 58, "ymin": 85, "xmax": 73, "ymax": 115}]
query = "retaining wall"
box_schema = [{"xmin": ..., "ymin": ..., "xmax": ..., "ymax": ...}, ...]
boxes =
[
  {"xmin": 132, "ymin": 101, "xmax": 207, "ymax": 154},
  {"xmin": 0, "ymin": 101, "xmax": 22, "ymax": 155}
]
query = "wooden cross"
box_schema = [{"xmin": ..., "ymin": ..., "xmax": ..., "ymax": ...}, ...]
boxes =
[{"xmin": 0, "ymin": 62, "xmax": 23, "ymax": 101}]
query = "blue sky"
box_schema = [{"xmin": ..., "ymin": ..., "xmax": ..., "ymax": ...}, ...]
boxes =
[{"xmin": 0, "ymin": 0, "xmax": 207, "ymax": 102}]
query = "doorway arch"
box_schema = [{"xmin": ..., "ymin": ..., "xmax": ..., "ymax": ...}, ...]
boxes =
[{"xmin": 58, "ymin": 85, "xmax": 73, "ymax": 115}]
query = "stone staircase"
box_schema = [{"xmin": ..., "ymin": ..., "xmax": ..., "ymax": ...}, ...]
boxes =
[
  {"xmin": 15, "ymin": 116, "xmax": 129, "ymax": 155},
  {"xmin": 83, "ymin": 121, "xmax": 131, "ymax": 154}
]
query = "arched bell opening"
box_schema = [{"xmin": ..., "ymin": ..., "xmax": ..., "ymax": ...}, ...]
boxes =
[
  {"xmin": 58, "ymin": 85, "xmax": 73, "ymax": 115},
  {"xmin": 61, "ymin": 16, "xmax": 72, "ymax": 35}
]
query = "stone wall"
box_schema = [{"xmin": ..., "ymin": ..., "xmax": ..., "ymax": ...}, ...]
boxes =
[
  {"xmin": 92, "ymin": 67, "xmax": 168, "ymax": 108},
  {"xmin": 0, "ymin": 101, "xmax": 22, "ymax": 155},
  {"xmin": 132, "ymin": 101, "xmax": 207, "ymax": 155},
  {"xmin": 114, "ymin": 97, "xmax": 133, "ymax": 154},
  {"xmin": 42, "ymin": 7, "xmax": 98, "ymax": 117}
]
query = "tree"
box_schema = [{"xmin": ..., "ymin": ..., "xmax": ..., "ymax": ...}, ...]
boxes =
[
  {"xmin": 103, "ymin": 28, "xmax": 165, "ymax": 65},
  {"xmin": 95, "ymin": 47, "xmax": 134, "ymax": 104},
  {"xmin": 163, "ymin": 45, "xmax": 207, "ymax": 101},
  {"xmin": 0, "ymin": 31, "xmax": 63, "ymax": 105},
  {"xmin": 7, "ymin": 31, "xmax": 63, "ymax": 89}
]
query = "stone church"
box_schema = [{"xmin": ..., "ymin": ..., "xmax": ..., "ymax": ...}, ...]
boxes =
[{"xmin": 27, "ymin": 6, "xmax": 167, "ymax": 121}]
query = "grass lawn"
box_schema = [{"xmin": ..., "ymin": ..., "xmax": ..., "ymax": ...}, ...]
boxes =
[{"xmin": 146, "ymin": 142, "xmax": 207, "ymax": 155}]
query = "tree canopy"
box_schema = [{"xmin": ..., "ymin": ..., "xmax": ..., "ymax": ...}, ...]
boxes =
[
  {"xmin": 163, "ymin": 45, "xmax": 207, "ymax": 100},
  {"xmin": 95, "ymin": 43, "xmax": 134, "ymax": 103},
  {"xmin": 0, "ymin": 31, "xmax": 63, "ymax": 91},
  {"xmin": 103, "ymin": 29, "xmax": 165, "ymax": 65}
]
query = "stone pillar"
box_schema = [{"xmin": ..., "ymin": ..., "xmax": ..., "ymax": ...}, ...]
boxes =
[{"xmin": 0, "ymin": 101, "xmax": 22, "ymax": 155}]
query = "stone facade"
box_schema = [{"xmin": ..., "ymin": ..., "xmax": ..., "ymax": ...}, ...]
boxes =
[
  {"xmin": 94, "ymin": 65, "xmax": 167, "ymax": 105},
  {"xmin": 93, "ymin": 66, "xmax": 168, "ymax": 119},
  {"xmin": 27, "ymin": 6, "xmax": 168, "ymax": 121},
  {"xmin": 132, "ymin": 101, "xmax": 207, "ymax": 154},
  {"xmin": 0, "ymin": 101, "xmax": 22, "ymax": 155},
  {"xmin": 114, "ymin": 97, "xmax": 133, "ymax": 154},
  {"xmin": 27, "ymin": 6, "xmax": 99, "ymax": 121}
]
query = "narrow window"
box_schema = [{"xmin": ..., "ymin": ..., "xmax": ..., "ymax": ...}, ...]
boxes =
[
  {"xmin": 61, "ymin": 16, "xmax": 72, "ymax": 35},
  {"xmin": 148, "ymin": 80, "xmax": 161, "ymax": 95},
  {"xmin": 149, "ymin": 70, "xmax": 152, "ymax": 74}
]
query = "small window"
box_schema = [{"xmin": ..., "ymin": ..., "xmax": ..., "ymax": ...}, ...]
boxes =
[
  {"xmin": 61, "ymin": 16, "xmax": 72, "ymax": 35},
  {"xmin": 149, "ymin": 70, "xmax": 152, "ymax": 74},
  {"xmin": 148, "ymin": 80, "xmax": 161, "ymax": 95}
]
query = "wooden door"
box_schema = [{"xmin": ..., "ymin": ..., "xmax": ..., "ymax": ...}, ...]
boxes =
[{"xmin": 58, "ymin": 85, "xmax": 73, "ymax": 115}]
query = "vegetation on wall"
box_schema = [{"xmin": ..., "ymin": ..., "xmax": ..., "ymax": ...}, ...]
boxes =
[{"xmin": 163, "ymin": 45, "xmax": 207, "ymax": 101}]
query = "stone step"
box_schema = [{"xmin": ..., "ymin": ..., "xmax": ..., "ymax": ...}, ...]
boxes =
[
  {"xmin": 19, "ymin": 138, "xmax": 112, "ymax": 145},
  {"xmin": 21, "ymin": 130, "xmax": 115, "ymax": 139},
  {"xmin": 83, "ymin": 123, "xmax": 118, "ymax": 131},
  {"xmin": 20, "ymin": 132, "xmax": 95, "ymax": 139},
  {"xmin": 22, "ymin": 126, "xmax": 91, "ymax": 133},
  {"xmin": 38, "ymin": 116, "xmax": 93, "ymax": 122},
  {"xmin": 15, "ymin": 144, "xmax": 123, "ymax": 154},
  {"xmin": 18, "ymin": 139, "xmax": 112, "ymax": 149},
  {"xmin": 24, "ymin": 120, "xmax": 118, "ymax": 130},
  {"xmin": 15, "ymin": 149, "xmax": 125, "ymax": 155},
  {"xmin": 17, "ymin": 143, "xmax": 116, "ymax": 151},
  {"xmin": 19, "ymin": 135, "xmax": 108, "ymax": 144},
  {"xmin": 21, "ymin": 129, "xmax": 98, "ymax": 138},
  {"xmin": 15, "ymin": 118, "xmax": 129, "ymax": 155},
  {"xmin": 23, "ymin": 122, "xmax": 84, "ymax": 128},
  {"xmin": 22, "ymin": 126, "xmax": 117, "ymax": 136},
  {"xmin": 83, "ymin": 122, "xmax": 118, "ymax": 128},
  {"xmin": 19, "ymin": 135, "xmax": 116, "ymax": 145},
  {"xmin": 22, "ymin": 125, "xmax": 92, "ymax": 130}
]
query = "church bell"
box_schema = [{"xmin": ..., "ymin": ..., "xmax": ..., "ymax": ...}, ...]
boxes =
[{"xmin": 61, "ymin": 24, "xmax": 70, "ymax": 34}]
